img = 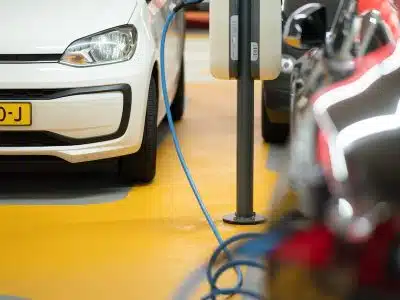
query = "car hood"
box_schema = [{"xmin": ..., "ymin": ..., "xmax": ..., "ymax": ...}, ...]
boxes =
[{"xmin": 0, "ymin": 0, "xmax": 137, "ymax": 55}]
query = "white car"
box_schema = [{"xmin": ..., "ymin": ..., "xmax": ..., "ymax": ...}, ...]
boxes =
[{"xmin": 0, "ymin": 0, "xmax": 186, "ymax": 183}]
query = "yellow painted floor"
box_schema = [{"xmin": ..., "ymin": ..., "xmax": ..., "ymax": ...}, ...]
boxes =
[{"xmin": 0, "ymin": 36, "xmax": 280, "ymax": 300}]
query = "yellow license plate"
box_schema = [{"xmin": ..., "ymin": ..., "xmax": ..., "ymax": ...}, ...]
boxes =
[{"xmin": 0, "ymin": 102, "xmax": 32, "ymax": 126}]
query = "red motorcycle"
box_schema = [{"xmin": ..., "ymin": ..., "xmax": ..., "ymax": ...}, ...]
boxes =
[{"xmin": 267, "ymin": 0, "xmax": 400, "ymax": 299}]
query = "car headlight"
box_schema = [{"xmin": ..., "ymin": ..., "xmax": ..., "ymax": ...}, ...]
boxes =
[{"xmin": 60, "ymin": 25, "xmax": 138, "ymax": 67}]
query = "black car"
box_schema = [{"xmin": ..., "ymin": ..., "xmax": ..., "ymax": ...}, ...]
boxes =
[{"xmin": 261, "ymin": 0, "xmax": 339, "ymax": 144}]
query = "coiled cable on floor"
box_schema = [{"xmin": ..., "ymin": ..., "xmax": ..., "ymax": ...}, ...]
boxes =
[
  {"xmin": 202, "ymin": 231, "xmax": 286, "ymax": 300},
  {"xmin": 159, "ymin": 2, "xmax": 287, "ymax": 298}
]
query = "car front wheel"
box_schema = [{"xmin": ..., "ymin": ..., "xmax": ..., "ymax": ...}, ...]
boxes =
[
  {"xmin": 118, "ymin": 76, "xmax": 158, "ymax": 184},
  {"xmin": 261, "ymin": 85, "xmax": 290, "ymax": 144}
]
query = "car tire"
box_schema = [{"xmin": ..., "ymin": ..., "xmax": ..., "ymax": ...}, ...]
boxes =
[
  {"xmin": 119, "ymin": 76, "xmax": 158, "ymax": 184},
  {"xmin": 261, "ymin": 89, "xmax": 290, "ymax": 145},
  {"xmin": 170, "ymin": 58, "xmax": 185, "ymax": 121}
]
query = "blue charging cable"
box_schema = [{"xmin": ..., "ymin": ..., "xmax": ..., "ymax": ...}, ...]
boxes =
[
  {"xmin": 159, "ymin": 2, "xmax": 286, "ymax": 298},
  {"xmin": 160, "ymin": 0, "xmax": 231, "ymax": 249}
]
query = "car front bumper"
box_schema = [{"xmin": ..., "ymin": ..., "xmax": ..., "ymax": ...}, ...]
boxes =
[{"xmin": 0, "ymin": 56, "xmax": 153, "ymax": 163}]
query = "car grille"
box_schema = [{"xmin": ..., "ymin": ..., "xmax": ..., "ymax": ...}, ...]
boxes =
[
  {"xmin": 0, "ymin": 89, "xmax": 70, "ymax": 100},
  {"xmin": 0, "ymin": 53, "xmax": 62, "ymax": 63},
  {"xmin": 0, "ymin": 131, "xmax": 70, "ymax": 147}
]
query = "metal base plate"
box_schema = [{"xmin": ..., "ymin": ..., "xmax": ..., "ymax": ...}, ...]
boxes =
[{"xmin": 223, "ymin": 213, "xmax": 266, "ymax": 225}]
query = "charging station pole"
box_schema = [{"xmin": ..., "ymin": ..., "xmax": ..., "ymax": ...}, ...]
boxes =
[{"xmin": 223, "ymin": 0, "xmax": 265, "ymax": 225}]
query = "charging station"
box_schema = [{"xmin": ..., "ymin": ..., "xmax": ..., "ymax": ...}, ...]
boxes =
[
  {"xmin": 210, "ymin": 0, "xmax": 282, "ymax": 80},
  {"xmin": 210, "ymin": 0, "xmax": 282, "ymax": 224}
]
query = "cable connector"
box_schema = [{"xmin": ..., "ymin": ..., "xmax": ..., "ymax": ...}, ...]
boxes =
[{"xmin": 173, "ymin": 1, "xmax": 185, "ymax": 13}]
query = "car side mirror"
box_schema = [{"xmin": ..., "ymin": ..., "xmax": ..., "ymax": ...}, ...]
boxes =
[{"xmin": 283, "ymin": 3, "xmax": 327, "ymax": 50}]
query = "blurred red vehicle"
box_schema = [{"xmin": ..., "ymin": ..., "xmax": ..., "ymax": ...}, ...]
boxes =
[
  {"xmin": 185, "ymin": 0, "xmax": 209, "ymax": 28},
  {"xmin": 267, "ymin": 0, "xmax": 400, "ymax": 299}
]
